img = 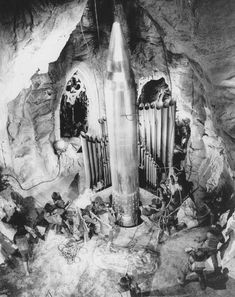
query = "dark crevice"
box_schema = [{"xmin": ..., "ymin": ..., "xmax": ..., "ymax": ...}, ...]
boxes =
[{"xmin": 138, "ymin": 78, "xmax": 170, "ymax": 105}]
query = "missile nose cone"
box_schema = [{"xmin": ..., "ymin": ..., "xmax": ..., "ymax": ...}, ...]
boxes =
[
  {"xmin": 106, "ymin": 21, "xmax": 131, "ymax": 80},
  {"xmin": 109, "ymin": 22, "xmax": 125, "ymax": 63}
]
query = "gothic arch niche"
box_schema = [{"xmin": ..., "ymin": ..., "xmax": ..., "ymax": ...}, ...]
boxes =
[
  {"xmin": 60, "ymin": 72, "xmax": 88, "ymax": 138},
  {"xmin": 137, "ymin": 76, "xmax": 191, "ymax": 188},
  {"xmin": 138, "ymin": 77, "xmax": 170, "ymax": 105}
]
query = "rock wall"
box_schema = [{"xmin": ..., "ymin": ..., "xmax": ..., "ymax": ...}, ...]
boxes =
[
  {"xmin": 131, "ymin": 0, "xmax": 235, "ymax": 198},
  {"xmin": 0, "ymin": 0, "xmax": 87, "ymax": 171},
  {"xmin": 1, "ymin": 0, "xmax": 235, "ymax": 197},
  {"xmin": 7, "ymin": 73, "xmax": 57, "ymax": 183},
  {"xmin": 7, "ymin": 72, "xmax": 82, "ymax": 187}
]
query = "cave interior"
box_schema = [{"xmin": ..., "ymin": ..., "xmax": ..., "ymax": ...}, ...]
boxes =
[{"xmin": 0, "ymin": 0, "xmax": 235, "ymax": 296}]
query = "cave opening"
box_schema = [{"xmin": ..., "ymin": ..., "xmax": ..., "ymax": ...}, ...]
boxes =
[
  {"xmin": 139, "ymin": 78, "xmax": 191, "ymax": 159},
  {"xmin": 60, "ymin": 72, "xmax": 88, "ymax": 139},
  {"xmin": 138, "ymin": 78, "xmax": 170, "ymax": 105},
  {"xmin": 138, "ymin": 78, "xmax": 176, "ymax": 187}
]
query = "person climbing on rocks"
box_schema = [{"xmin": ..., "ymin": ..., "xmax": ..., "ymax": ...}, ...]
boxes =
[
  {"xmin": 198, "ymin": 224, "xmax": 225, "ymax": 271},
  {"xmin": 178, "ymin": 247, "xmax": 207, "ymax": 290}
]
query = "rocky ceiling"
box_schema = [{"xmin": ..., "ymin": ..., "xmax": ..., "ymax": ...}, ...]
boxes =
[{"xmin": 0, "ymin": 0, "xmax": 234, "ymax": 199}]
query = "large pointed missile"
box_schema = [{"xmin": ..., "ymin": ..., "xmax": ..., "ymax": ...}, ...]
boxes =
[{"xmin": 104, "ymin": 21, "xmax": 139, "ymax": 227}]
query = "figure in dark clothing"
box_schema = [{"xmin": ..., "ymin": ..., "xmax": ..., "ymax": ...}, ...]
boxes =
[
  {"xmin": 117, "ymin": 274, "xmax": 142, "ymax": 297},
  {"xmin": 178, "ymin": 248, "xmax": 207, "ymax": 290},
  {"xmin": 20, "ymin": 196, "xmax": 39, "ymax": 228},
  {"xmin": 196, "ymin": 202, "xmax": 214, "ymax": 226},
  {"xmin": 51, "ymin": 192, "xmax": 68, "ymax": 210},
  {"xmin": 13, "ymin": 226, "xmax": 30, "ymax": 275},
  {"xmin": 2, "ymin": 210, "xmax": 26, "ymax": 227},
  {"xmin": 225, "ymin": 192, "xmax": 235, "ymax": 221},
  {"xmin": 198, "ymin": 224, "xmax": 225, "ymax": 271},
  {"xmin": 43, "ymin": 203, "xmax": 64, "ymax": 236},
  {"xmin": 206, "ymin": 267, "xmax": 229, "ymax": 290}
]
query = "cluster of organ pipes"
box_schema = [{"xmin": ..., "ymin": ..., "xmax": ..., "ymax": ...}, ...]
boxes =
[
  {"xmin": 138, "ymin": 143, "xmax": 159, "ymax": 188},
  {"xmin": 81, "ymin": 100, "xmax": 176, "ymax": 190},
  {"xmin": 138, "ymin": 99, "xmax": 176, "ymax": 179},
  {"xmin": 80, "ymin": 132, "xmax": 111, "ymax": 189}
]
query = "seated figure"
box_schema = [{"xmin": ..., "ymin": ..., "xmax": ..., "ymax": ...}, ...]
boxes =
[
  {"xmin": 43, "ymin": 203, "xmax": 65, "ymax": 236},
  {"xmin": 51, "ymin": 192, "xmax": 69, "ymax": 213},
  {"xmin": 90, "ymin": 197, "xmax": 119, "ymax": 250}
]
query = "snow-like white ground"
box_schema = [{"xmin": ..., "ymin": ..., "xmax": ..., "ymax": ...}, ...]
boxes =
[{"xmin": 1, "ymin": 186, "xmax": 235, "ymax": 296}]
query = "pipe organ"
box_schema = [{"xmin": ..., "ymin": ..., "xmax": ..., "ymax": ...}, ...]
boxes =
[
  {"xmin": 81, "ymin": 99, "xmax": 176, "ymax": 191},
  {"xmin": 138, "ymin": 99, "xmax": 176, "ymax": 185},
  {"xmin": 138, "ymin": 143, "xmax": 159, "ymax": 189},
  {"xmin": 81, "ymin": 132, "xmax": 111, "ymax": 190}
]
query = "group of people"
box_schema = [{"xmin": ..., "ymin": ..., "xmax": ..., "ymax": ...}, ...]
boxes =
[
  {"xmin": 139, "ymin": 170, "xmax": 229, "ymax": 234},
  {"xmin": 177, "ymin": 223, "xmax": 228, "ymax": 290},
  {"xmin": 176, "ymin": 193, "xmax": 235, "ymax": 290},
  {"xmin": 44, "ymin": 194, "xmax": 119, "ymax": 246},
  {"xmin": 0, "ymin": 192, "xmax": 121, "ymax": 275},
  {"xmin": 1, "ymin": 195, "xmax": 44, "ymax": 275},
  {"xmin": 140, "ymin": 173, "xmax": 193, "ymax": 234},
  {"xmin": 1, "ymin": 182, "xmax": 234, "ymax": 293},
  {"xmin": 138, "ymin": 172, "xmax": 234, "ymax": 290}
]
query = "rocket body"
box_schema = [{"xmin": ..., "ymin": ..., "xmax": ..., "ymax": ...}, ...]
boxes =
[{"xmin": 104, "ymin": 22, "xmax": 139, "ymax": 227}]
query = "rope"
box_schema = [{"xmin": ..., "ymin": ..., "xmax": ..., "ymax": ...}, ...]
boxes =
[
  {"xmin": 144, "ymin": 185, "xmax": 199, "ymax": 232},
  {"xmin": 5, "ymin": 155, "xmax": 61, "ymax": 191},
  {"xmin": 93, "ymin": 0, "xmax": 100, "ymax": 46},
  {"xmin": 124, "ymin": 223, "xmax": 156, "ymax": 275},
  {"xmin": 58, "ymin": 238, "xmax": 84, "ymax": 264},
  {"xmin": 126, "ymin": 224, "xmax": 141, "ymax": 250},
  {"xmin": 165, "ymin": 186, "xmax": 199, "ymax": 219},
  {"xmin": 46, "ymin": 291, "xmax": 53, "ymax": 297}
]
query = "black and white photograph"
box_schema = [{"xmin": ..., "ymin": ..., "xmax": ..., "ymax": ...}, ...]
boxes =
[{"xmin": 0, "ymin": 0, "xmax": 235, "ymax": 296}]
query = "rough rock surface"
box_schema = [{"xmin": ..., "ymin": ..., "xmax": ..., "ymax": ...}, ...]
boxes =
[
  {"xmin": 0, "ymin": 0, "xmax": 87, "ymax": 185},
  {"xmin": 7, "ymin": 73, "xmax": 82, "ymax": 187},
  {"xmin": 0, "ymin": 0, "xmax": 234, "ymax": 198}
]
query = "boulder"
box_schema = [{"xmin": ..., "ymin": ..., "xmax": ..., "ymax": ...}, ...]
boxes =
[{"xmin": 177, "ymin": 197, "xmax": 198, "ymax": 229}]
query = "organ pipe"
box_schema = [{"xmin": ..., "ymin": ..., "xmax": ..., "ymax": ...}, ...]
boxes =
[
  {"xmin": 161, "ymin": 107, "xmax": 168, "ymax": 166},
  {"xmin": 87, "ymin": 136, "xmax": 95, "ymax": 186},
  {"xmin": 81, "ymin": 132, "xmax": 91, "ymax": 189},
  {"xmin": 156, "ymin": 108, "xmax": 162, "ymax": 159}
]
